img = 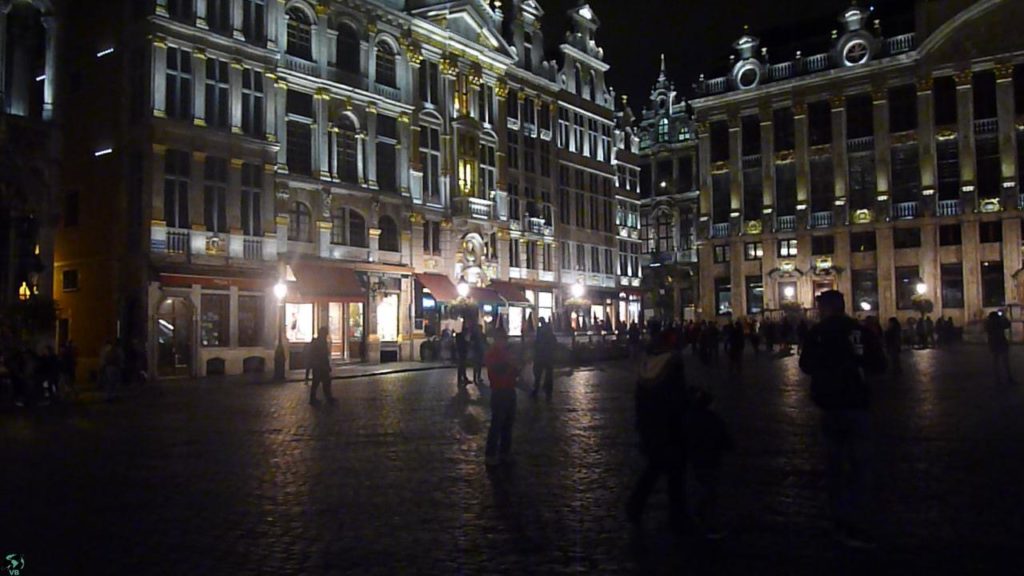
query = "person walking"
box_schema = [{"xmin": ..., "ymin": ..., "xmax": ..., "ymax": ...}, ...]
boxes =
[
  {"xmin": 985, "ymin": 311, "xmax": 1014, "ymax": 385},
  {"xmin": 484, "ymin": 329, "xmax": 518, "ymax": 466},
  {"xmin": 799, "ymin": 290, "xmax": 887, "ymax": 548},
  {"xmin": 305, "ymin": 328, "xmax": 335, "ymax": 404},
  {"xmin": 39, "ymin": 346, "xmax": 61, "ymax": 402},
  {"xmin": 531, "ymin": 317, "xmax": 556, "ymax": 399},
  {"xmin": 686, "ymin": 388, "xmax": 734, "ymax": 539},
  {"xmin": 626, "ymin": 324, "xmax": 690, "ymax": 531},
  {"xmin": 471, "ymin": 325, "xmax": 488, "ymax": 386},
  {"xmin": 727, "ymin": 320, "xmax": 745, "ymax": 374},
  {"xmin": 455, "ymin": 328, "xmax": 470, "ymax": 388},
  {"xmin": 884, "ymin": 317, "xmax": 903, "ymax": 375},
  {"xmin": 628, "ymin": 321, "xmax": 642, "ymax": 360}
]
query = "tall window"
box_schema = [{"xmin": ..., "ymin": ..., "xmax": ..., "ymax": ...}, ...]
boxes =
[
  {"xmin": 206, "ymin": 0, "xmax": 231, "ymax": 35},
  {"xmin": 890, "ymin": 144, "xmax": 920, "ymax": 204},
  {"xmin": 376, "ymin": 115, "xmax": 398, "ymax": 192},
  {"xmin": 941, "ymin": 263, "xmax": 964, "ymax": 308},
  {"xmin": 479, "ymin": 142, "xmax": 496, "ymax": 196},
  {"xmin": 936, "ymin": 140, "xmax": 960, "ymax": 200},
  {"xmin": 808, "ymin": 100, "xmax": 832, "ymax": 146},
  {"xmin": 574, "ymin": 65, "xmax": 583, "ymax": 96},
  {"xmin": 420, "ymin": 60, "xmax": 440, "ymax": 105},
  {"xmin": 288, "ymin": 201, "xmax": 312, "ymax": 242},
  {"xmin": 336, "ymin": 23, "xmax": 360, "ymax": 73},
  {"xmin": 241, "ymin": 69, "xmax": 265, "ymax": 137},
  {"xmin": 976, "ymin": 136, "xmax": 1001, "ymax": 199},
  {"xmin": 657, "ymin": 118, "xmax": 669, "ymax": 143},
  {"xmin": 934, "ymin": 76, "xmax": 957, "ymax": 126},
  {"xmin": 778, "ymin": 239, "xmax": 798, "ymax": 258},
  {"xmin": 336, "ymin": 116, "xmax": 358, "ymax": 183},
  {"xmin": 558, "ymin": 108, "xmax": 570, "ymax": 148},
  {"xmin": 378, "ymin": 215, "xmax": 399, "ymax": 252},
  {"xmin": 205, "ymin": 58, "xmax": 230, "ymax": 129},
  {"xmin": 746, "ymin": 276, "xmax": 764, "ymax": 315},
  {"xmin": 895, "ymin": 266, "xmax": 919, "ymax": 310},
  {"xmin": 848, "ymin": 150, "xmax": 875, "ymax": 210},
  {"xmin": 889, "ymin": 84, "xmax": 917, "ymax": 132},
  {"xmin": 773, "ymin": 107, "xmax": 795, "ymax": 150},
  {"xmin": 423, "ymin": 220, "xmax": 441, "ymax": 255},
  {"xmin": 287, "ymin": 91, "xmax": 313, "ymax": 176},
  {"xmin": 242, "ymin": 0, "xmax": 266, "ymax": 45},
  {"xmin": 286, "ymin": 8, "xmax": 313, "ymax": 60},
  {"xmin": 164, "ymin": 149, "xmax": 190, "ymax": 229},
  {"xmin": 809, "ymin": 156, "xmax": 834, "ymax": 211},
  {"xmin": 507, "ymin": 130, "xmax": 519, "ymax": 170},
  {"xmin": 241, "ymin": 163, "xmax": 263, "ymax": 237},
  {"xmin": 238, "ymin": 295, "xmax": 264, "ymax": 347},
  {"xmin": 331, "ymin": 207, "xmax": 366, "ymax": 247},
  {"xmin": 478, "ymin": 84, "xmax": 494, "ymax": 125},
  {"xmin": 591, "ymin": 246, "xmax": 600, "ymax": 273},
  {"xmin": 509, "ymin": 238, "xmax": 521, "ymax": 268},
  {"xmin": 420, "ymin": 125, "xmax": 441, "ymax": 203},
  {"xmin": 715, "ymin": 277, "xmax": 732, "ymax": 316},
  {"xmin": 656, "ymin": 212, "xmax": 674, "ymax": 252},
  {"xmin": 375, "ymin": 42, "xmax": 396, "ymax": 88},
  {"xmin": 558, "ymin": 188, "xmax": 570, "ymax": 225},
  {"xmin": 523, "ymin": 134, "xmax": 536, "ymax": 173},
  {"xmin": 775, "ymin": 162, "xmax": 796, "ymax": 216},
  {"xmin": 167, "ymin": 0, "xmax": 194, "ymax": 22},
  {"xmin": 543, "ymin": 244, "xmax": 553, "ymax": 272},
  {"xmin": 982, "ymin": 261, "xmax": 1005, "ymax": 307},
  {"xmin": 203, "ymin": 157, "xmax": 228, "ymax": 233},
  {"xmin": 576, "ymin": 244, "xmax": 585, "ymax": 271},
  {"xmin": 846, "ymin": 94, "xmax": 873, "ymax": 139},
  {"xmin": 166, "ymin": 47, "xmax": 193, "ymax": 120}
]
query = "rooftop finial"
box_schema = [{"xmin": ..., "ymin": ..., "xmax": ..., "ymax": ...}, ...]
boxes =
[{"xmin": 660, "ymin": 53, "xmax": 666, "ymax": 74}]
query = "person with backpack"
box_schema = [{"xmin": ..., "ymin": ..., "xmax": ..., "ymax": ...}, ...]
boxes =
[
  {"xmin": 627, "ymin": 322, "xmax": 690, "ymax": 531},
  {"xmin": 799, "ymin": 290, "xmax": 886, "ymax": 548},
  {"xmin": 686, "ymin": 388, "xmax": 734, "ymax": 539}
]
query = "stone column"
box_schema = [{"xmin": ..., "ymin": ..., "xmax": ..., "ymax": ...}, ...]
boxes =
[
  {"xmin": 728, "ymin": 114, "xmax": 743, "ymax": 232},
  {"xmin": 954, "ymin": 70, "xmax": 976, "ymax": 212},
  {"xmin": 151, "ymin": 35, "xmax": 169, "ymax": 117},
  {"xmin": 151, "ymin": 144, "xmax": 168, "ymax": 221},
  {"xmin": 1003, "ymin": 217, "xmax": 1022, "ymax": 305},
  {"xmin": 760, "ymin": 105, "xmax": 775, "ymax": 231},
  {"xmin": 830, "ymin": 95, "xmax": 849, "ymax": 224},
  {"xmin": 872, "ymin": 87, "xmax": 892, "ymax": 221},
  {"xmin": 230, "ymin": 58, "xmax": 244, "ymax": 134},
  {"xmin": 314, "ymin": 88, "xmax": 330, "ymax": 180},
  {"xmin": 876, "ymin": 227, "xmax": 894, "ymax": 319},
  {"xmin": 190, "ymin": 152, "xmax": 207, "ymax": 228},
  {"xmin": 315, "ymin": 6, "xmax": 328, "ymax": 77},
  {"xmin": 356, "ymin": 132, "xmax": 367, "ymax": 185},
  {"xmin": 266, "ymin": 0, "xmax": 280, "ymax": 50},
  {"xmin": 228, "ymin": 158, "xmax": 244, "ymax": 231},
  {"xmin": 263, "ymin": 163, "xmax": 276, "ymax": 258},
  {"xmin": 961, "ymin": 220, "xmax": 981, "ymax": 319},
  {"xmin": 697, "ymin": 121, "xmax": 712, "ymax": 234},
  {"xmin": 730, "ymin": 240, "xmax": 746, "ymax": 317},
  {"xmin": 398, "ymin": 112, "xmax": 411, "ymax": 196},
  {"xmin": 193, "ymin": 48, "xmax": 208, "ymax": 127},
  {"xmin": 995, "ymin": 64, "xmax": 1018, "ymax": 209},
  {"xmin": 793, "ymin": 102, "xmax": 810, "ymax": 228},
  {"xmin": 365, "ymin": 105, "xmax": 378, "ymax": 188},
  {"xmin": 274, "ymin": 78, "xmax": 288, "ymax": 171},
  {"xmin": 41, "ymin": 15, "xmax": 58, "ymax": 121},
  {"xmin": 917, "ymin": 77, "xmax": 937, "ymax": 214}
]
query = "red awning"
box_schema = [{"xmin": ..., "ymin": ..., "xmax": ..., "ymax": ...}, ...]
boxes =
[
  {"xmin": 291, "ymin": 263, "xmax": 365, "ymax": 299},
  {"xmin": 470, "ymin": 287, "xmax": 502, "ymax": 304},
  {"xmin": 416, "ymin": 273, "xmax": 459, "ymax": 302},
  {"xmin": 488, "ymin": 281, "xmax": 531, "ymax": 305}
]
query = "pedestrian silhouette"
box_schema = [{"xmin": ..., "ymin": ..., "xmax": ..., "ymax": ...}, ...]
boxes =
[
  {"xmin": 305, "ymin": 327, "xmax": 334, "ymax": 404},
  {"xmin": 484, "ymin": 329, "xmax": 517, "ymax": 467},
  {"xmin": 985, "ymin": 311, "xmax": 1014, "ymax": 385}
]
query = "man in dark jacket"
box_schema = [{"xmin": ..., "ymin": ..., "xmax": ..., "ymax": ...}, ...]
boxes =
[
  {"xmin": 531, "ymin": 317, "xmax": 556, "ymax": 399},
  {"xmin": 305, "ymin": 328, "xmax": 334, "ymax": 404},
  {"xmin": 627, "ymin": 323, "xmax": 689, "ymax": 531},
  {"xmin": 800, "ymin": 290, "xmax": 886, "ymax": 548}
]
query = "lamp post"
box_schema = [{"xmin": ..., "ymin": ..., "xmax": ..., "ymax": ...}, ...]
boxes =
[
  {"xmin": 915, "ymin": 282, "xmax": 927, "ymax": 296},
  {"xmin": 273, "ymin": 281, "xmax": 288, "ymax": 381},
  {"xmin": 567, "ymin": 281, "xmax": 587, "ymax": 349}
]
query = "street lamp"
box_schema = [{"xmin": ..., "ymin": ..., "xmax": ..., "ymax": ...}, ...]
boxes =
[
  {"xmin": 457, "ymin": 280, "xmax": 470, "ymax": 299},
  {"xmin": 567, "ymin": 281, "xmax": 588, "ymax": 349},
  {"xmin": 783, "ymin": 285, "xmax": 796, "ymax": 300},
  {"xmin": 273, "ymin": 281, "xmax": 288, "ymax": 381},
  {"xmin": 915, "ymin": 282, "xmax": 927, "ymax": 296}
]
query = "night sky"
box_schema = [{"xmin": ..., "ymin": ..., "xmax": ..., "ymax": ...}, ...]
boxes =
[{"xmin": 537, "ymin": 0, "xmax": 916, "ymax": 110}]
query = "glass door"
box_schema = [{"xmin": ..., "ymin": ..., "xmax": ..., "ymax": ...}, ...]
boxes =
[
  {"xmin": 328, "ymin": 302, "xmax": 345, "ymax": 359},
  {"xmin": 347, "ymin": 302, "xmax": 364, "ymax": 361}
]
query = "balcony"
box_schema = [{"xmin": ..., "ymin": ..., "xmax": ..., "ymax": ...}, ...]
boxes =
[
  {"xmin": 284, "ymin": 55, "xmax": 317, "ymax": 77},
  {"xmin": 704, "ymin": 76, "xmax": 728, "ymax": 95},
  {"xmin": 886, "ymin": 33, "xmax": 916, "ymax": 55},
  {"xmin": 526, "ymin": 217, "xmax": 553, "ymax": 236},
  {"xmin": 937, "ymin": 199, "xmax": 962, "ymax": 216},
  {"xmin": 453, "ymin": 197, "xmax": 493, "ymax": 220},
  {"xmin": 777, "ymin": 215, "xmax": 796, "ymax": 232},
  {"xmin": 243, "ymin": 237, "xmax": 263, "ymax": 261},
  {"xmin": 767, "ymin": 61, "xmax": 794, "ymax": 81},
  {"xmin": 804, "ymin": 53, "xmax": 830, "ymax": 73},
  {"xmin": 847, "ymin": 136, "xmax": 874, "ymax": 153},
  {"xmin": 166, "ymin": 229, "xmax": 189, "ymax": 254},
  {"xmin": 810, "ymin": 211, "xmax": 832, "ymax": 229},
  {"xmin": 974, "ymin": 118, "xmax": 998, "ymax": 135},
  {"xmin": 710, "ymin": 223, "xmax": 730, "ymax": 238},
  {"xmin": 893, "ymin": 201, "xmax": 920, "ymax": 220},
  {"xmin": 373, "ymin": 83, "xmax": 401, "ymax": 102}
]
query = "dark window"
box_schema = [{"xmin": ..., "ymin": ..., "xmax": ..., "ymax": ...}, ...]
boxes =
[
  {"xmin": 64, "ymin": 190, "xmax": 79, "ymax": 227},
  {"xmin": 61, "ymin": 269, "xmax": 79, "ymax": 292},
  {"xmin": 165, "ymin": 47, "xmax": 193, "ymax": 120},
  {"xmin": 934, "ymin": 76, "xmax": 957, "ymax": 126},
  {"xmin": 808, "ymin": 100, "xmax": 832, "ymax": 147},
  {"xmin": 746, "ymin": 276, "xmax": 764, "ymax": 315},
  {"xmin": 712, "ymin": 172, "xmax": 731, "ymax": 223},
  {"xmin": 893, "ymin": 227, "xmax": 921, "ymax": 249},
  {"xmin": 810, "ymin": 156, "xmax": 834, "ymax": 211},
  {"xmin": 773, "ymin": 107, "xmax": 795, "ymax": 150},
  {"xmin": 846, "ymin": 94, "xmax": 873, "ymax": 139},
  {"xmin": 336, "ymin": 23, "xmax": 360, "ymax": 73},
  {"xmin": 936, "ymin": 140, "xmax": 960, "ymax": 200},
  {"xmin": 286, "ymin": 7, "xmax": 313, "ymax": 60},
  {"xmin": 895, "ymin": 266, "xmax": 919, "ymax": 310},
  {"xmin": 743, "ymin": 162, "xmax": 762, "ymax": 218},
  {"xmin": 288, "ymin": 201, "xmax": 312, "ymax": 242},
  {"xmin": 420, "ymin": 126, "xmax": 441, "ymax": 202},
  {"xmin": 982, "ymin": 261, "xmax": 1005, "ymax": 307},
  {"xmin": 1016, "ymin": 65, "xmax": 1024, "ymax": 119},
  {"xmin": 710, "ymin": 121, "xmax": 729, "ymax": 162},
  {"xmin": 742, "ymin": 115, "xmax": 760, "ymax": 156},
  {"xmin": 811, "ymin": 235, "xmax": 835, "ymax": 255},
  {"xmin": 375, "ymin": 42, "xmax": 396, "ymax": 88},
  {"xmin": 240, "ymin": 163, "xmax": 263, "ymax": 237},
  {"xmin": 889, "ymin": 84, "xmax": 917, "ymax": 133},
  {"xmin": 378, "ymin": 215, "xmax": 399, "ymax": 252},
  {"xmin": 238, "ymin": 295, "xmax": 264, "ymax": 347},
  {"xmin": 286, "ymin": 90, "xmax": 313, "ymax": 117},
  {"xmin": 715, "ymin": 277, "xmax": 732, "ymax": 316},
  {"xmin": 336, "ymin": 116, "xmax": 359, "ymax": 183},
  {"xmin": 973, "ymin": 70, "xmax": 997, "ymax": 120},
  {"xmin": 200, "ymin": 293, "xmax": 230, "ymax": 347},
  {"xmin": 205, "ymin": 58, "xmax": 230, "ymax": 129},
  {"xmin": 976, "ymin": 136, "xmax": 1001, "ymax": 199},
  {"xmin": 850, "ymin": 231, "xmax": 876, "ymax": 252},
  {"xmin": 287, "ymin": 122, "xmax": 312, "ymax": 176},
  {"xmin": 423, "ymin": 220, "xmax": 441, "ymax": 255},
  {"xmin": 167, "ymin": 0, "xmax": 194, "ymax": 22},
  {"xmin": 241, "ymin": 69, "xmax": 265, "ymax": 137},
  {"xmin": 164, "ymin": 149, "xmax": 190, "ymax": 229},
  {"xmin": 980, "ymin": 220, "xmax": 1002, "ymax": 243},
  {"xmin": 848, "ymin": 152, "xmax": 875, "ymax": 210},
  {"xmin": 713, "ymin": 245, "xmax": 730, "ymax": 263},
  {"xmin": 775, "ymin": 162, "xmax": 796, "ymax": 215},
  {"xmin": 941, "ymin": 263, "xmax": 964, "ymax": 309},
  {"xmin": 206, "ymin": 0, "xmax": 231, "ymax": 35},
  {"xmin": 939, "ymin": 223, "xmax": 962, "ymax": 246},
  {"xmin": 242, "ymin": 0, "xmax": 267, "ymax": 45},
  {"xmin": 852, "ymin": 269, "xmax": 878, "ymax": 313},
  {"xmin": 890, "ymin": 144, "xmax": 920, "ymax": 203},
  {"xmin": 376, "ymin": 116, "xmax": 398, "ymax": 192}
]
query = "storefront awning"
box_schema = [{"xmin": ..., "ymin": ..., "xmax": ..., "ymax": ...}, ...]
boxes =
[
  {"xmin": 291, "ymin": 263, "xmax": 365, "ymax": 299},
  {"xmin": 488, "ymin": 281, "xmax": 531, "ymax": 305},
  {"xmin": 470, "ymin": 287, "xmax": 502, "ymax": 304},
  {"xmin": 416, "ymin": 273, "xmax": 459, "ymax": 302}
]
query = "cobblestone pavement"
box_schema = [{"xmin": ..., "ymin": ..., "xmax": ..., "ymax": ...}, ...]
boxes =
[{"xmin": 2, "ymin": 345, "xmax": 1023, "ymax": 575}]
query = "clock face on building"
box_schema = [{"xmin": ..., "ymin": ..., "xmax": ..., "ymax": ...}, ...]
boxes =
[
  {"xmin": 843, "ymin": 39, "xmax": 870, "ymax": 66},
  {"xmin": 736, "ymin": 64, "xmax": 759, "ymax": 90}
]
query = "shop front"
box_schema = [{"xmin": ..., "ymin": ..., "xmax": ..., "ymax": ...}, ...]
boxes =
[
  {"xmin": 413, "ymin": 273, "xmax": 461, "ymax": 360},
  {"xmin": 286, "ymin": 262, "xmax": 367, "ymax": 367},
  {"xmin": 488, "ymin": 281, "xmax": 531, "ymax": 337}
]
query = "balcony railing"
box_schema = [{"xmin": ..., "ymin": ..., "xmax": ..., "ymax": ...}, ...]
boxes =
[
  {"xmin": 886, "ymin": 33, "xmax": 916, "ymax": 55},
  {"xmin": 373, "ymin": 83, "xmax": 401, "ymax": 102},
  {"xmin": 710, "ymin": 223, "xmax": 730, "ymax": 238},
  {"xmin": 284, "ymin": 55, "xmax": 317, "ymax": 77},
  {"xmin": 777, "ymin": 215, "xmax": 796, "ymax": 232},
  {"xmin": 893, "ymin": 201, "xmax": 920, "ymax": 219},
  {"xmin": 847, "ymin": 136, "xmax": 875, "ymax": 153},
  {"xmin": 810, "ymin": 211, "xmax": 832, "ymax": 229},
  {"xmin": 804, "ymin": 53, "xmax": 830, "ymax": 73},
  {"xmin": 167, "ymin": 229, "xmax": 189, "ymax": 254},
  {"xmin": 704, "ymin": 76, "xmax": 728, "ymax": 95},
  {"xmin": 243, "ymin": 237, "xmax": 263, "ymax": 261},
  {"xmin": 937, "ymin": 199, "xmax": 962, "ymax": 216},
  {"xmin": 973, "ymin": 118, "xmax": 998, "ymax": 135},
  {"xmin": 768, "ymin": 61, "xmax": 794, "ymax": 81}
]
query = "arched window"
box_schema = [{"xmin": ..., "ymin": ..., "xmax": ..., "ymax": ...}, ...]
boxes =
[
  {"xmin": 574, "ymin": 65, "xmax": 583, "ymax": 97},
  {"xmin": 288, "ymin": 201, "xmax": 312, "ymax": 242},
  {"xmin": 375, "ymin": 41, "xmax": 396, "ymax": 88},
  {"xmin": 286, "ymin": 7, "xmax": 313, "ymax": 61},
  {"xmin": 336, "ymin": 115, "xmax": 359, "ymax": 183},
  {"xmin": 331, "ymin": 207, "xmax": 367, "ymax": 246},
  {"xmin": 336, "ymin": 22, "xmax": 360, "ymax": 73},
  {"xmin": 378, "ymin": 215, "xmax": 399, "ymax": 252}
]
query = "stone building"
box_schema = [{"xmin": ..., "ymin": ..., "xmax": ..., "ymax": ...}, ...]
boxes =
[
  {"xmin": 688, "ymin": 0, "xmax": 1024, "ymax": 331},
  {"xmin": 53, "ymin": 0, "xmax": 637, "ymax": 379}
]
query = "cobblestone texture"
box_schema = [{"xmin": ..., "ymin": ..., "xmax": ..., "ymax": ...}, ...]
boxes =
[{"xmin": 2, "ymin": 346, "xmax": 1023, "ymax": 574}]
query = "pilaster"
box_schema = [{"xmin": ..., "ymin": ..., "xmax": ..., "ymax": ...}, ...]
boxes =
[
  {"xmin": 274, "ymin": 77, "xmax": 288, "ymax": 171},
  {"xmin": 1003, "ymin": 217, "xmax": 1022, "ymax": 303},
  {"xmin": 955, "ymin": 70, "xmax": 977, "ymax": 211},
  {"xmin": 190, "ymin": 151, "xmax": 207, "ymax": 228},
  {"xmin": 995, "ymin": 64, "xmax": 1018, "ymax": 207},
  {"xmin": 366, "ymin": 105, "xmax": 379, "ymax": 188},
  {"xmin": 760, "ymin": 107, "xmax": 775, "ymax": 231},
  {"xmin": 228, "ymin": 158, "xmax": 244, "ymax": 229},
  {"xmin": 230, "ymin": 58, "xmax": 244, "ymax": 134},
  {"xmin": 314, "ymin": 88, "xmax": 331, "ymax": 180},
  {"xmin": 728, "ymin": 114, "xmax": 743, "ymax": 232},
  {"xmin": 41, "ymin": 15, "xmax": 58, "ymax": 120},
  {"xmin": 961, "ymin": 219, "xmax": 981, "ymax": 317},
  {"xmin": 917, "ymin": 77, "xmax": 937, "ymax": 214},
  {"xmin": 697, "ymin": 121, "xmax": 712, "ymax": 219},
  {"xmin": 151, "ymin": 35, "xmax": 169, "ymax": 117},
  {"xmin": 193, "ymin": 48, "xmax": 208, "ymax": 127},
  {"xmin": 876, "ymin": 227, "xmax": 894, "ymax": 319},
  {"xmin": 793, "ymin": 102, "xmax": 810, "ymax": 229},
  {"xmin": 151, "ymin": 144, "xmax": 168, "ymax": 220},
  {"xmin": 830, "ymin": 95, "xmax": 849, "ymax": 224},
  {"xmin": 872, "ymin": 88, "xmax": 892, "ymax": 219}
]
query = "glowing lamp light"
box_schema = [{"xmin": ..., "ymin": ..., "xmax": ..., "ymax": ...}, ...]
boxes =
[
  {"xmin": 860, "ymin": 301, "xmax": 872, "ymax": 311},
  {"xmin": 783, "ymin": 286, "xmax": 796, "ymax": 299},
  {"xmin": 96, "ymin": 47, "xmax": 115, "ymax": 58},
  {"xmin": 457, "ymin": 281, "xmax": 470, "ymax": 299},
  {"xmin": 94, "ymin": 148, "xmax": 113, "ymax": 157},
  {"xmin": 273, "ymin": 281, "xmax": 288, "ymax": 302},
  {"xmin": 571, "ymin": 282, "xmax": 585, "ymax": 299},
  {"xmin": 915, "ymin": 282, "xmax": 927, "ymax": 296}
]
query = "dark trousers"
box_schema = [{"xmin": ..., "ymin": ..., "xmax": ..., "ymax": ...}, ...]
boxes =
[
  {"xmin": 485, "ymin": 388, "xmax": 516, "ymax": 458},
  {"xmin": 628, "ymin": 452, "xmax": 687, "ymax": 525},
  {"xmin": 822, "ymin": 410, "xmax": 872, "ymax": 531},
  {"xmin": 310, "ymin": 370, "xmax": 333, "ymax": 400},
  {"xmin": 473, "ymin": 358, "xmax": 484, "ymax": 385},
  {"xmin": 457, "ymin": 359, "xmax": 469, "ymax": 387},
  {"xmin": 532, "ymin": 361, "xmax": 553, "ymax": 396}
]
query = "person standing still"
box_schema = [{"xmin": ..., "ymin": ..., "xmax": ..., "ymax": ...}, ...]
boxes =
[
  {"xmin": 985, "ymin": 311, "xmax": 1014, "ymax": 385},
  {"xmin": 471, "ymin": 325, "xmax": 487, "ymax": 386},
  {"xmin": 305, "ymin": 328, "xmax": 335, "ymax": 404},
  {"xmin": 455, "ymin": 329, "xmax": 470, "ymax": 387},
  {"xmin": 799, "ymin": 290, "xmax": 886, "ymax": 548},
  {"xmin": 59, "ymin": 340, "xmax": 78, "ymax": 400},
  {"xmin": 531, "ymin": 317, "xmax": 556, "ymax": 399},
  {"xmin": 484, "ymin": 329, "xmax": 518, "ymax": 466}
]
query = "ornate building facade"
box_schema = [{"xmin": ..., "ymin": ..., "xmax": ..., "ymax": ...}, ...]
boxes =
[
  {"xmin": 54, "ymin": 0, "xmax": 639, "ymax": 379},
  {"xmin": 688, "ymin": 0, "xmax": 1024, "ymax": 330}
]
